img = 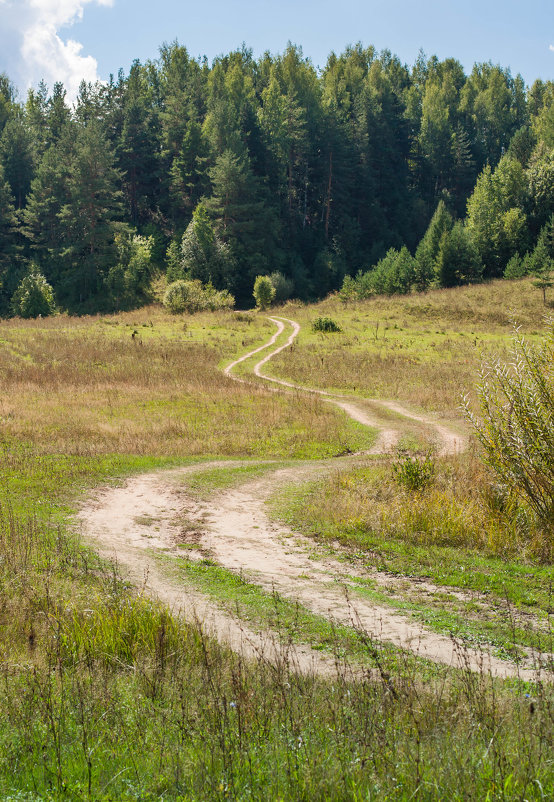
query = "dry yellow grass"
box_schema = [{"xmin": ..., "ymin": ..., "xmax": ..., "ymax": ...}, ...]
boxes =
[
  {"xmin": 0, "ymin": 307, "xmax": 371, "ymax": 458},
  {"xmin": 267, "ymin": 278, "xmax": 549, "ymax": 415}
]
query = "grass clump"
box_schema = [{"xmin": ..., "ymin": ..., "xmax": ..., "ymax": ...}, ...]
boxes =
[{"xmin": 392, "ymin": 448, "xmax": 435, "ymax": 492}]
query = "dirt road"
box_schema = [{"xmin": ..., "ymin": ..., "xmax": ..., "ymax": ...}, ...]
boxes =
[{"xmin": 78, "ymin": 317, "xmax": 546, "ymax": 681}]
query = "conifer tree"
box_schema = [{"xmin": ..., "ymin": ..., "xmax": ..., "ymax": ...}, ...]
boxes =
[
  {"xmin": 435, "ymin": 221, "xmax": 482, "ymax": 287},
  {"xmin": 57, "ymin": 122, "xmax": 123, "ymax": 306},
  {"xmin": 0, "ymin": 117, "xmax": 35, "ymax": 209},
  {"xmin": 0, "ymin": 163, "xmax": 18, "ymax": 313},
  {"xmin": 205, "ymin": 150, "xmax": 280, "ymax": 301},
  {"xmin": 116, "ymin": 63, "xmax": 161, "ymax": 225},
  {"xmin": 414, "ymin": 200, "xmax": 453, "ymax": 290},
  {"xmin": 46, "ymin": 83, "xmax": 72, "ymax": 145},
  {"xmin": 23, "ymin": 141, "xmax": 71, "ymax": 287}
]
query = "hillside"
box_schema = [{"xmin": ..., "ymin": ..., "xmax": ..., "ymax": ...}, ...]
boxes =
[
  {"xmin": 0, "ymin": 279, "xmax": 552, "ymax": 798},
  {"xmin": 0, "ymin": 45, "xmax": 553, "ymax": 316}
]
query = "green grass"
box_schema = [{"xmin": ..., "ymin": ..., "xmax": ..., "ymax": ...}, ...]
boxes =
[
  {"xmin": 0, "ymin": 438, "xmax": 193, "ymax": 522},
  {"xmin": 349, "ymin": 576, "xmax": 551, "ymax": 661},
  {"xmin": 179, "ymin": 460, "xmax": 284, "ymax": 498},
  {"xmin": 268, "ymin": 462, "xmax": 554, "ymax": 660},
  {"xmin": 157, "ymin": 552, "xmax": 440, "ymax": 676},
  {"xmin": 0, "ymin": 287, "xmax": 553, "ymax": 799},
  {"xmin": 264, "ymin": 279, "xmax": 547, "ymax": 415}
]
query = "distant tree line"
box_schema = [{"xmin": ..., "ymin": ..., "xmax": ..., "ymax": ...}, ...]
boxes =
[{"xmin": 0, "ymin": 42, "xmax": 552, "ymax": 315}]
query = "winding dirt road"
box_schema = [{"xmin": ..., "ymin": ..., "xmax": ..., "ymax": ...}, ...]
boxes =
[{"xmin": 78, "ymin": 317, "xmax": 546, "ymax": 681}]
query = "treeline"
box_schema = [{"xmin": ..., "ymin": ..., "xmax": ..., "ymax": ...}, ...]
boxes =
[{"xmin": 0, "ymin": 42, "xmax": 553, "ymax": 315}]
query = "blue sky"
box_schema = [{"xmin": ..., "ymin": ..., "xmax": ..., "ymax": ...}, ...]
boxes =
[{"xmin": 0, "ymin": 0, "xmax": 552, "ymax": 101}]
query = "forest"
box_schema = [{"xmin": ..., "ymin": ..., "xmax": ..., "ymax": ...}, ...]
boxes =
[{"xmin": 0, "ymin": 41, "xmax": 553, "ymax": 314}]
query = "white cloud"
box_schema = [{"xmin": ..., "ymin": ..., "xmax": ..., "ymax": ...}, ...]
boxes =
[
  {"xmin": 0, "ymin": 0, "xmax": 113, "ymax": 101},
  {"xmin": 550, "ymin": 44, "xmax": 554, "ymax": 52}
]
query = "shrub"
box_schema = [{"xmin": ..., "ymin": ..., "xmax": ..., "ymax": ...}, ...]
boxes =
[
  {"xmin": 340, "ymin": 247, "xmax": 416, "ymax": 300},
  {"xmin": 463, "ymin": 323, "xmax": 554, "ymax": 553},
  {"xmin": 434, "ymin": 222, "xmax": 483, "ymax": 287},
  {"xmin": 202, "ymin": 281, "xmax": 235, "ymax": 311},
  {"xmin": 269, "ymin": 271, "xmax": 294, "ymax": 304},
  {"xmin": 503, "ymin": 253, "xmax": 527, "ymax": 279},
  {"xmin": 11, "ymin": 266, "xmax": 56, "ymax": 318},
  {"xmin": 339, "ymin": 272, "xmax": 375, "ymax": 302},
  {"xmin": 107, "ymin": 232, "xmax": 155, "ymax": 307},
  {"xmin": 253, "ymin": 275, "xmax": 276, "ymax": 310},
  {"xmin": 371, "ymin": 246, "xmax": 417, "ymax": 295},
  {"xmin": 312, "ymin": 316, "xmax": 342, "ymax": 333},
  {"xmin": 163, "ymin": 279, "xmax": 234, "ymax": 314},
  {"xmin": 391, "ymin": 449, "xmax": 435, "ymax": 492}
]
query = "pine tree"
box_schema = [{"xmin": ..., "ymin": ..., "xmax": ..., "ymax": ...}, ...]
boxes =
[
  {"xmin": 46, "ymin": 83, "xmax": 72, "ymax": 145},
  {"xmin": 57, "ymin": 122, "xmax": 124, "ymax": 306},
  {"xmin": 25, "ymin": 81, "xmax": 49, "ymax": 156},
  {"xmin": 116, "ymin": 63, "xmax": 161, "ymax": 226},
  {"xmin": 205, "ymin": 150, "xmax": 281, "ymax": 302},
  {"xmin": 435, "ymin": 221, "xmax": 482, "ymax": 287},
  {"xmin": 414, "ymin": 200, "xmax": 453, "ymax": 290},
  {"xmin": 0, "ymin": 163, "xmax": 18, "ymax": 313},
  {"xmin": 0, "ymin": 117, "xmax": 35, "ymax": 209},
  {"xmin": 168, "ymin": 119, "xmax": 208, "ymax": 221},
  {"xmin": 23, "ymin": 141, "xmax": 71, "ymax": 287}
]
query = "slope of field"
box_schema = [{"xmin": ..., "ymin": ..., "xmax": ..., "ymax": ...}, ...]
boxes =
[{"xmin": 0, "ymin": 278, "xmax": 552, "ymax": 800}]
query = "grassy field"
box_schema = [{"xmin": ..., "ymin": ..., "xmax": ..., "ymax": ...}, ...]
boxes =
[
  {"xmin": 265, "ymin": 278, "xmax": 546, "ymax": 415},
  {"xmin": 0, "ymin": 308, "xmax": 374, "ymax": 458},
  {"xmin": 269, "ymin": 454, "xmax": 553, "ymax": 661},
  {"xmin": 0, "ymin": 278, "xmax": 553, "ymax": 799}
]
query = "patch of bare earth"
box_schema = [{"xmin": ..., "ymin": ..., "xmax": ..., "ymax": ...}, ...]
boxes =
[{"xmin": 78, "ymin": 465, "xmax": 355, "ymax": 678}]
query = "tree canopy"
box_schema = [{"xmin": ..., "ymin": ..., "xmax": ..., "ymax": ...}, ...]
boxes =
[{"xmin": 0, "ymin": 44, "xmax": 551, "ymax": 313}]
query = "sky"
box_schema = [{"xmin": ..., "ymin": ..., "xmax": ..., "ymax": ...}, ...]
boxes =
[{"xmin": 0, "ymin": 0, "xmax": 552, "ymax": 102}]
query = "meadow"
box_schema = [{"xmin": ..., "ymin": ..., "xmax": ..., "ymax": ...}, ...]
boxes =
[
  {"xmin": 0, "ymin": 277, "xmax": 552, "ymax": 800},
  {"xmin": 264, "ymin": 278, "xmax": 544, "ymax": 414}
]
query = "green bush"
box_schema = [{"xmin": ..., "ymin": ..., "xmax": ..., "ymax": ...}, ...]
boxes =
[
  {"xmin": 504, "ymin": 253, "xmax": 527, "ymax": 279},
  {"xmin": 339, "ymin": 272, "xmax": 375, "ymax": 302},
  {"xmin": 107, "ymin": 232, "xmax": 155, "ymax": 307},
  {"xmin": 391, "ymin": 449, "xmax": 435, "ymax": 492},
  {"xmin": 11, "ymin": 266, "xmax": 56, "ymax": 318},
  {"xmin": 339, "ymin": 246, "xmax": 417, "ymax": 300},
  {"xmin": 464, "ymin": 323, "xmax": 554, "ymax": 554},
  {"xmin": 269, "ymin": 271, "xmax": 294, "ymax": 304},
  {"xmin": 253, "ymin": 275, "xmax": 276, "ymax": 310},
  {"xmin": 163, "ymin": 279, "xmax": 234, "ymax": 314},
  {"xmin": 312, "ymin": 316, "xmax": 342, "ymax": 333}
]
